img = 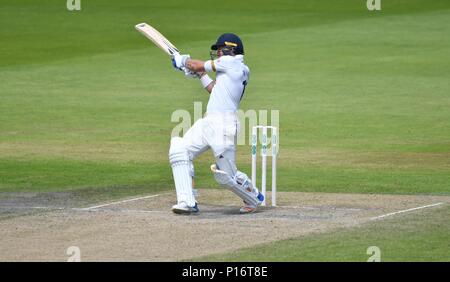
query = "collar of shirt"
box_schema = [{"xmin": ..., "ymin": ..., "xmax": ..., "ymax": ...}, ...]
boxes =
[{"xmin": 235, "ymin": 55, "xmax": 244, "ymax": 62}]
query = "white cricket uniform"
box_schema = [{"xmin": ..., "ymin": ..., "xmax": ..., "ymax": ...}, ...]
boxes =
[
  {"xmin": 183, "ymin": 55, "xmax": 250, "ymax": 159},
  {"xmin": 205, "ymin": 55, "xmax": 249, "ymax": 113},
  {"xmin": 169, "ymin": 54, "xmax": 260, "ymax": 209}
]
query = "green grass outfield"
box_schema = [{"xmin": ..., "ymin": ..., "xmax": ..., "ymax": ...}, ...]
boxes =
[
  {"xmin": 1, "ymin": 0, "xmax": 449, "ymax": 261},
  {"xmin": 194, "ymin": 205, "xmax": 450, "ymax": 262}
]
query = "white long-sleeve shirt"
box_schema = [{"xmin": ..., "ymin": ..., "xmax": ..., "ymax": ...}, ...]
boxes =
[{"xmin": 204, "ymin": 55, "xmax": 250, "ymax": 113}]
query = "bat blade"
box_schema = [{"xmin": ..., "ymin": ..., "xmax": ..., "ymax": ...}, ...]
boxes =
[{"xmin": 135, "ymin": 23, "xmax": 180, "ymax": 56}]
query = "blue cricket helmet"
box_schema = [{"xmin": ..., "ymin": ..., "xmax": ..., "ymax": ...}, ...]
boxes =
[{"xmin": 211, "ymin": 33, "xmax": 244, "ymax": 55}]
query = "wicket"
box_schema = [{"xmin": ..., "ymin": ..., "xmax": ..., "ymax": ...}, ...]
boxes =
[{"xmin": 251, "ymin": 126, "xmax": 278, "ymax": 206}]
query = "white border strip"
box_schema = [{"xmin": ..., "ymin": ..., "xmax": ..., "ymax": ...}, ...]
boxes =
[
  {"xmin": 370, "ymin": 202, "xmax": 444, "ymax": 221},
  {"xmin": 79, "ymin": 194, "xmax": 161, "ymax": 211}
]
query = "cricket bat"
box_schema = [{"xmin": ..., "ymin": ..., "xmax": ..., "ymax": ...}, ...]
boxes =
[{"xmin": 135, "ymin": 23, "xmax": 180, "ymax": 56}]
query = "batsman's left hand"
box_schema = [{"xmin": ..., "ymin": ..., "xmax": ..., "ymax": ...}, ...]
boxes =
[
  {"xmin": 172, "ymin": 53, "xmax": 190, "ymax": 70},
  {"xmin": 182, "ymin": 67, "xmax": 199, "ymax": 79}
]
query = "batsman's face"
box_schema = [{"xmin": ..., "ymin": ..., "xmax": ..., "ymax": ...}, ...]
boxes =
[{"xmin": 210, "ymin": 48, "xmax": 223, "ymax": 60}]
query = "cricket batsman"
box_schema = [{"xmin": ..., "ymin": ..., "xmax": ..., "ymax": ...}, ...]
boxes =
[{"xmin": 169, "ymin": 33, "xmax": 264, "ymax": 214}]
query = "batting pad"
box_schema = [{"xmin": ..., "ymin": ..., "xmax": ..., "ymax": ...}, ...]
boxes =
[
  {"xmin": 169, "ymin": 137, "xmax": 196, "ymax": 207},
  {"xmin": 211, "ymin": 164, "xmax": 259, "ymax": 207}
]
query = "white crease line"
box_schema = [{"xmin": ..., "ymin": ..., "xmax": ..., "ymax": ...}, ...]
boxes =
[
  {"xmin": 281, "ymin": 205, "xmax": 365, "ymax": 211},
  {"xmin": 71, "ymin": 208, "xmax": 166, "ymax": 214},
  {"xmin": 0, "ymin": 206, "xmax": 65, "ymax": 210},
  {"xmin": 78, "ymin": 194, "xmax": 161, "ymax": 211},
  {"xmin": 115, "ymin": 209, "xmax": 166, "ymax": 214},
  {"xmin": 370, "ymin": 202, "xmax": 444, "ymax": 221}
]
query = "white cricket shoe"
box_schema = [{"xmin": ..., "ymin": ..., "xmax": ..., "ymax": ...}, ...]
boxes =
[{"xmin": 172, "ymin": 202, "xmax": 199, "ymax": 215}]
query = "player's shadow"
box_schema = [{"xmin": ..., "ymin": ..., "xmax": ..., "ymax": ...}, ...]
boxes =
[{"xmin": 201, "ymin": 204, "xmax": 269, "ymax": 216}]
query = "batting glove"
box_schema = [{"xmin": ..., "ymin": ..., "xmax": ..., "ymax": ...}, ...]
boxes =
[
  {"xmin": 171, "ymin": 53, "xmax": 190, "ymax": 70},
  {"xmin": 182, "ymin": 67, "xmax": 199, "ymax": 79}
]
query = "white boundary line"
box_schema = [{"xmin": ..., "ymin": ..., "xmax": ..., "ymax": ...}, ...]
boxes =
[
  {"xmin": 370, "ymin": 202, "xmax": 444, "ymax": 221},
  {"xmin": 78, "ymin": 194, "xmax": 162, "ymax": 211}
]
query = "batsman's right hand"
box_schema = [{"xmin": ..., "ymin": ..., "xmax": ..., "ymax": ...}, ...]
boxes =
[{"xmin": 171, "ymin": 53, "xmax": 190, "ymax": 70}]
